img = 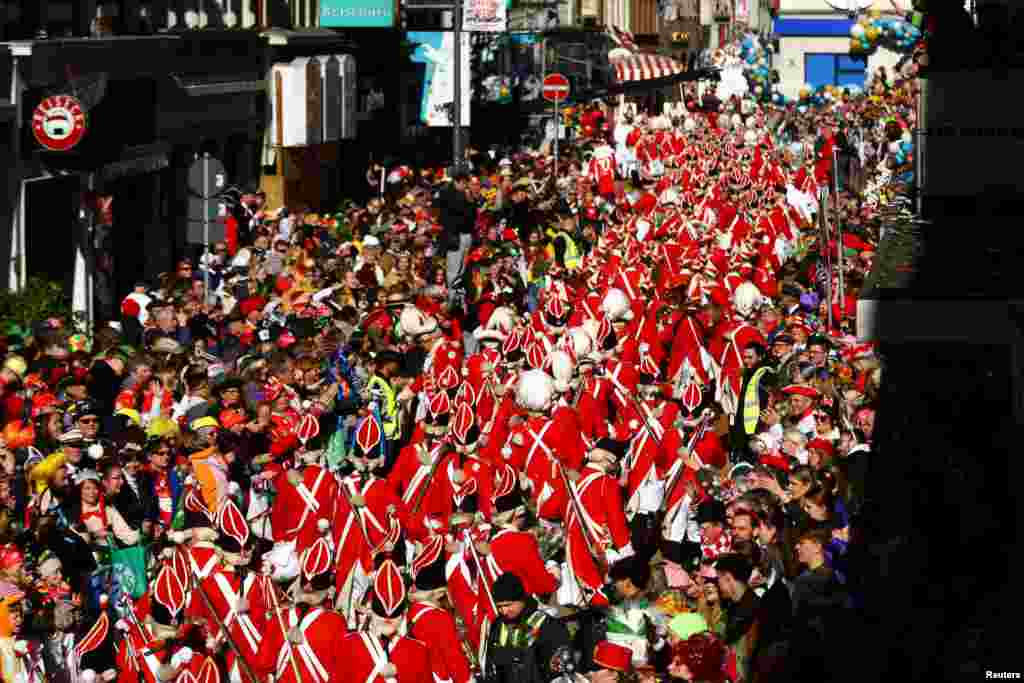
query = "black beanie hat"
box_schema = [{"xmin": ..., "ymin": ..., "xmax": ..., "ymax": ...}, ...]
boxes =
[{"xmin": 492, "ymin": 572, "xmax": 527, "ymax": 603}]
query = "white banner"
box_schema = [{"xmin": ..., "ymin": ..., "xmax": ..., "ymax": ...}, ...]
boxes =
[
  {"xmin": 463, "ymin": 0, "xmax": 507, "ymax": 32},
  {"xmin": 410, "ymin": 32, "xmax": 472, "ymax": 127}
]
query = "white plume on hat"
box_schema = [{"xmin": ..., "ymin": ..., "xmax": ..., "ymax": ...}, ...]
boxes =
[
  {"xmin": 399, "ymin": 305, "xmax": 439, "ymax": 339},
  {"xmin": 743, "ymin": 129, "xmax": 758, "ymax": 146},
  {"xmin": 593, "ymin": 144, "xmax": 614, "ymax": 160},
  {"xmin": 683, "ymin": 117, "xmax": 696, "ymax": 132},
  {"xmin": 515, "ymin": 369, "xmax": 555, "ymax": 413},
  {"xmin": 601, "ymin": 288, "xmax": 634, "ymax": 321},
  {"xmin": 549, "ymin": 350, "xmax": 576, "ymax": 394}
]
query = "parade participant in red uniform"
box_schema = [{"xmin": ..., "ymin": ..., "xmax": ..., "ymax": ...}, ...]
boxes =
[
  {"xmin": 467, "ymin": 463, "xmax": 558, "ymax": 623},
  {"xmin": 388, "ymin": 391, "xmax": 457, "ymax": 541},
  {"xmin": 338, "ymin": 559, "xmax": 432, "ymax": 683},
  {"xmin": 408, "ymin": 536, "xmax": 473, "ymax": 683},
  {"xmin": 563, "ymin": 439, "xmax": 633, "ymax": 607},
  {"xmin": 269, "ymin": 443, "xmax": 339, "ymax": 558},
  {"xmin": 504, "ymin": 369, "xmax": 568, "ymax": 521},
  {"xmin": 254, "ymin": 534, "xmax": 350, "ymax": 683},
  {"xmin": 186, "ymin": 498, "xmax": 264, "ymax": 683},
  {"xmin": 333, "ymin": 416, "xmax": 408, "ymax": 625},
  {"xmin": 448, "ymin": 400, "xmax": 495, "ymax": 523},
  {"xmin": 587, "ymin": 145, "xmax": 617, "ymax": 199}
]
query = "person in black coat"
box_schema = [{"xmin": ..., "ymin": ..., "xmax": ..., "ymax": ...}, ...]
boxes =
[{"xmin": 485, "ymin": 573, "xmax": 571, "ymax": 683}]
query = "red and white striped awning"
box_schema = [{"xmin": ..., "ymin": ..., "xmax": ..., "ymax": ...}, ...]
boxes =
[
  {"xmin": 612, "ymin": 53, "xmax": 687, "ymax": 82},
  {"xmin": 606, "ymin": 25, "xmax": 687, "ymax": 84}
]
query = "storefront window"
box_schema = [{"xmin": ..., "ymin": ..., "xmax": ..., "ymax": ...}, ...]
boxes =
[{"xmin": 805, "ymin": 53, "xmax": 865, "ymax": 90}]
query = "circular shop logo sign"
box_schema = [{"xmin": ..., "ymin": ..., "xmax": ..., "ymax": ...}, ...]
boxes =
[{"xmin": 32, "ymin": 95, "xmax": 88, "ymax": 151}]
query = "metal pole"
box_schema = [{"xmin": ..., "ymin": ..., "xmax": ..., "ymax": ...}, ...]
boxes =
[
  {"xmin": 553, "ymin": 97, "xmax": 559, "ymax": 178},
  {"xmin": 86, "ymin": 172, "xmax": 95, "ymax": 333},
  {"xmin": 833, "ymin": 144, "xmax": 843, "ymax": 323},
  {"xmin": 203, "ymin": 152, "xmax": 210, "ymax": 302},
  {"xmin": 453, "ymin": 0, "xmax": 464, "ymax": 172}
]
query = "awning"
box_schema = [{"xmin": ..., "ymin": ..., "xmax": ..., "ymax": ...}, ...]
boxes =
[
  {"xmin": 613, "ymin": 53, "xmax": 688, "ymax": 82},
  {"xmin": 606, "ymin": 25, "xmax": 690, "ymax": 86}
]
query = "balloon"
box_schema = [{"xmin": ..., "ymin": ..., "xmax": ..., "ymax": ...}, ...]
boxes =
[{"xmin": 851, "ymin": 23, "xmax": 864, "ymax": 38}]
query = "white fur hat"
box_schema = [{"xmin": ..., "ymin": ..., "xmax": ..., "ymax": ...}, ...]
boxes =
[
  {"xmin": 683, "ymin": 117, "xmax": 697, "ymax": 132},
  {"xmin": 399, "ymin": 305, "xmax": 439, "ymax": 339},
  {"xmin": 601, "ymin": 288, "xmax": 634, "ymax": 322},
  {"xmin": 549, "ymin": 350, "xmax": 575, "ymax": 394},
  {"xmin": 515, "ymin": 369, "xmax": 555, "ymax": 413},
  {"xmin": 474, "ymin": 306, "xmax": 516, "ymax": 342},
  {"xmin": 733, "ymin": 281, "xmax": 763, "ymax": 318},
  {"xmin": 566, "ymin": 326, "xmax": 595, "ymax": 360}
]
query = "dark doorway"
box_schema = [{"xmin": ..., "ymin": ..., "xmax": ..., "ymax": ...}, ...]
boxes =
[{"xmin": 25, "ymin": 176, "xmax": 79, "ymax": 291}]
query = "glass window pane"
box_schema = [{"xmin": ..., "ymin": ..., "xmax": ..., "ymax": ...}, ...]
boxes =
[
  {"xmin": 837, "ymin": 70, "xmax": 864, "ymax": 87},
  {"xmin": 805, "ymin": 53, "xmax": 835, "ymax": 90},
  {"xmin": 837, "ymin": 55, "xmax": 863, "ymax": 70}
]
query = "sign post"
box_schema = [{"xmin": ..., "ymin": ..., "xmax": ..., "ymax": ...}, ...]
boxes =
[
  {"xmin": 543, "ymin": 73, "xmax": 570, "ymax": 177},
  {"xmin": 187, "ymin": 153, "xmax": 227, "ymax": 304}
]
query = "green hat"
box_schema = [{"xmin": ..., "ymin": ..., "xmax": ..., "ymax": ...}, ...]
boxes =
[{"xmin": 668, "ymin": 613, "xmax": 709, "ymax": 641}]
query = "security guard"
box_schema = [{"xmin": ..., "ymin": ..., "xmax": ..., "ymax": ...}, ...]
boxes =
[
  {"xmin": 366, "ymin": 350, "xmax": 402, "ymax": 472},
  {"xmin": 544, "ymin": 215, "xmax": 581, "ymax": 271},
  {"xmin": 485, "ymin": 573, "xmax": 571, "ymax": 683}
]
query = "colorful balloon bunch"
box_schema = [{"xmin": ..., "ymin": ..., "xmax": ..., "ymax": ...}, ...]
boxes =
[
  {"xmin": 849, "ymin": 9, "xmax": 923, "ymax": 56},
  {"xmin": 739, "ymin": 33, "xmax": 773, "ymax": 95}
]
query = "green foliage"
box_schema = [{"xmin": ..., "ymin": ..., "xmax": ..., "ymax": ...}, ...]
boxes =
[{"xmin": 0, "ymin": 277, "xmax": 78, "ymax": 342}]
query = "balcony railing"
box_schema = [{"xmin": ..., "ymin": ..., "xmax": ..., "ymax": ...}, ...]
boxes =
[{"xmin": 0, "ymin": 0, "xmax": 322, "ymax": 40}]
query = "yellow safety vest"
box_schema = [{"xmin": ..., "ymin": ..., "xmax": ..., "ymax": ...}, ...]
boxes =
[
  {"xmin": 742, "ymin": 366, "xmax": 772, "ymax": 435},
  {"xmin": 368, "ymin": 376, "xmax": 398, "ymax": 439},
  {"xmin": 544, "ymin": 231, "xmax": 580, "ymax": 270}
]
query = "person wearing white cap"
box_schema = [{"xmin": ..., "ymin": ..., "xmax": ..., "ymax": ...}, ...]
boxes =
[{"xmin": 354, "ymin": 235, "xmax": 385, "ymax": 287}]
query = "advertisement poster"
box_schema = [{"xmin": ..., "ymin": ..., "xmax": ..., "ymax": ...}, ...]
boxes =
[
  {"xmin": 409, "ymin": 32, "xmax": 472, "ymax": 127},
  {"xmin": 463, "ymin": 0, "xmax": 508, "ymax": 32}
]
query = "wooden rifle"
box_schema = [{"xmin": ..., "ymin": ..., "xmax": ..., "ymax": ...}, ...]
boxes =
[
  {"xmin": 188, "ymin": 570, "xmax": 260, "ymax": 683},
  {"xmin": 660, "ymin": 409, "xmax": 713, "ymax": 521},
  {"xmin": 408, "ymin": 438, "xmax": 449, "ymax": 515}
]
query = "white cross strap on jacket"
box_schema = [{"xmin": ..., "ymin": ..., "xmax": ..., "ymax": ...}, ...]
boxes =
[
  {"xmin": 524, "ymin": 421, "xmax": 554, "ymax": 472},
  {"xmin": 403, "ymin": 442, "xmax": 445, "ymax": 506},
  {"xmin": 288, "ymin": 467, "xmax": 328, "ymax": 535},
  {"xmin": 277, "ymin": 608, "xmax": 330, "ymax": 683}
]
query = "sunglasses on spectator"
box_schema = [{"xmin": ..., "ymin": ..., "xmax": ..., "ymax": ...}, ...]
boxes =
[{"xmin": 78, "ymin": 417, "xmax": 98, "ymax": 424}]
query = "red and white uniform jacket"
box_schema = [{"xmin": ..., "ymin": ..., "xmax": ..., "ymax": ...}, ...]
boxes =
[
  {"xmin": 254, "ymin": 606, "xmax": 350, "ymax": 683},
  {"xmin": 408, "ymin": 602, "xmax": 473, "ymax": 683},
  {"xmin": 388, "ymin": 439, "xmax": 458, "ymax": 541},
  {"xmin": 506, "ymin": 415, "xmax": 567, "ymax": 521},
  {"xmin": 587, "ymin": 155, "xmax": 617, "ymax": 198},
  {"xmin": 564, "ymin": 463, "xmax": 631, "ymax": 606},
  {"xmin": 333, "ymin": 474, "xmax": 408, "ymax": 591},
  {"xmin": 337, "ymin": 631, "xmax": 432, "ymax": 683},
  {"xmin": 270, "ymin": 463, "xmax": 339, "ymax": 555}
]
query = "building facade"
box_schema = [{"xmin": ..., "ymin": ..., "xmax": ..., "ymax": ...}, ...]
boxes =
[
  {"xmin": 0, "ymin": 0, "xmax": 401, "ymax": 328},
  {"xmin": 772, "ymin": 0, "xmax": 901, "ymax": 99}
]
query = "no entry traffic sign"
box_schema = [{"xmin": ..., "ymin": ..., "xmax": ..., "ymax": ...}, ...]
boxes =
[{"xmin": 543, "ymin": 73, "xmax": 570, "ymax": 102}]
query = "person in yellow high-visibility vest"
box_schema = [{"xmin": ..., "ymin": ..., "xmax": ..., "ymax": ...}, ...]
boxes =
[
  {"xmin": 367, "ymin": 350, "xmax": 402, "ymax": 471},
  {"xmin": 544, "ymin": 215, "xmax": 581, "ymax": 271}
]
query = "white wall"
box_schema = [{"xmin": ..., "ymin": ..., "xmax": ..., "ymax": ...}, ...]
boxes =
[{"xmin": 776, "ymin": 36, "xmax": 901, "ymax": 99}]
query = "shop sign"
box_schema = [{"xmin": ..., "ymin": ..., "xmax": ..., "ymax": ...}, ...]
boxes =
[{"xmin": 32, "ymin": 95, "xmax": 88, "ymax": 151}]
